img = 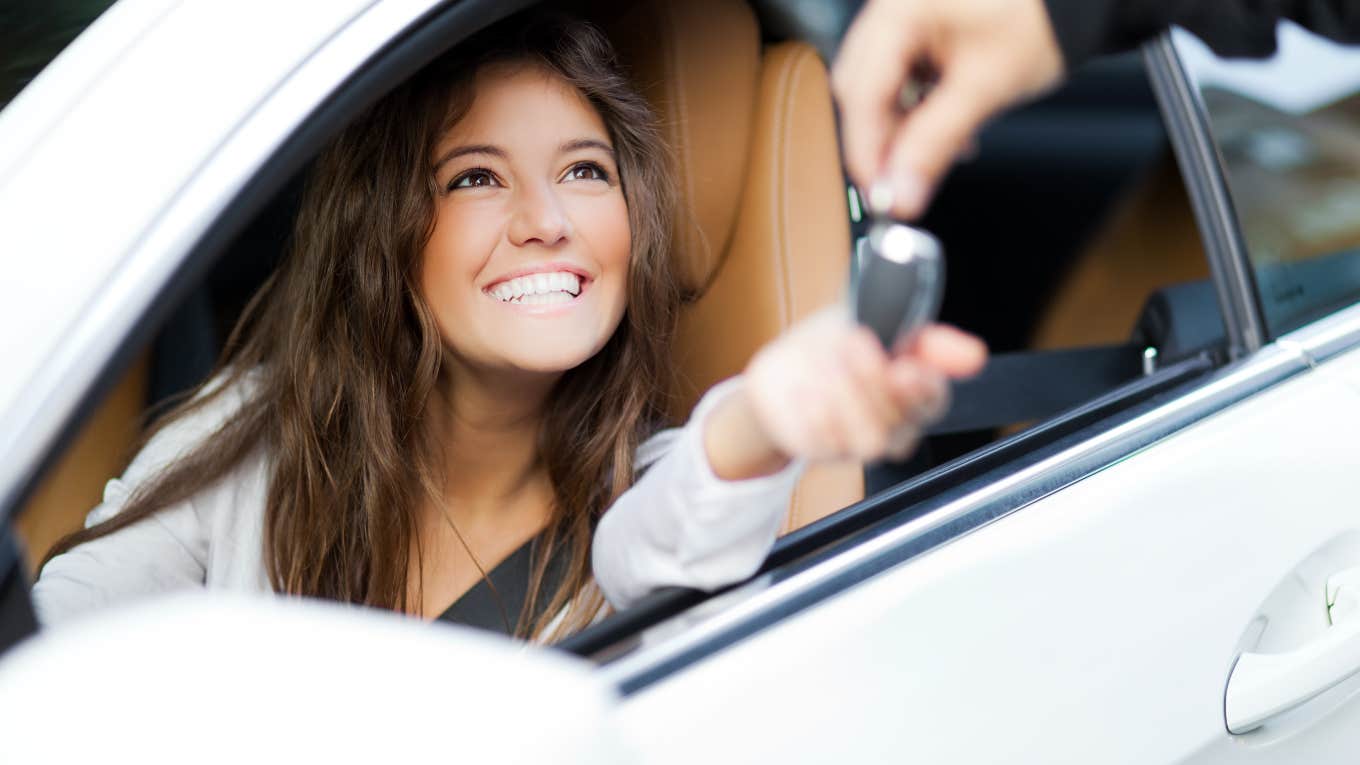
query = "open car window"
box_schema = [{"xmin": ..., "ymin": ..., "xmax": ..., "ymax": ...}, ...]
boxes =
[
  {"xmin": 1175, "ymin": 21, "xmax": 1360, "ymax": 338},
  {"xmin": 5, "ymin": 0, "xmax": 1250, "ymax": 681},
  {"xmin": 560, "ymin": 47, "xmax": 1236, "ymax": 666}
]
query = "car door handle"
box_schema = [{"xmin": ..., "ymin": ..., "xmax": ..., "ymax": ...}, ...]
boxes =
[{"xmin": 1225, "ymin": 598, "xmax": 1360, "ymax": 733}]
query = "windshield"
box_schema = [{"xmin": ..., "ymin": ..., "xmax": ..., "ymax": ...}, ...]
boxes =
[
  {"xmin": 1174, "ymin": 22, "xmax": 1360, "ymax": 337},
  {"xmin": 1, "ymin": 0, "xmax": 118, "ymax": 111}
]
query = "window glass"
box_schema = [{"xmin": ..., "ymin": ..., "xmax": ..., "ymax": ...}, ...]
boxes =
[
  {"xmin": 0, "ymin": 0, "xmax": 117, "ymax": 111},
  {"xmin": 1174, "ymin": 23, "xmax": 1360, "ymax": 337}
]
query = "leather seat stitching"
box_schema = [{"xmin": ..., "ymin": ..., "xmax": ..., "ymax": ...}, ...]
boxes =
[
  {"xmin": 659, "ymin": 2, "xmax": 700, "ymax": 279},
  {"xmin": 773, "ymin": 49, "xmax": 803, "ymax": 527},
  {"xmin": 783, "ymin": 50, "xmax": 811, "ymax": 325},
  {"xmin": 770, "ymin": 50, "xmax": 796, "ymax": 329}
]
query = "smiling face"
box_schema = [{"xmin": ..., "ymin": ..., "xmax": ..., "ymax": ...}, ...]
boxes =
[{"xmin": 421, "ymin": 62, "xmax": 632, "ymax": 380}]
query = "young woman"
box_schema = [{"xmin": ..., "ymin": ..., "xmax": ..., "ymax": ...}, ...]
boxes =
[{"xmin": 33, "ymin": 13, "xmax": 985, "ymax": 642}]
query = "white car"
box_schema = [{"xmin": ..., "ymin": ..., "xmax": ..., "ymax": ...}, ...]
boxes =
[{"xmin": 2, "ymin": 1, "xmax": 1360, "ymax": 762}]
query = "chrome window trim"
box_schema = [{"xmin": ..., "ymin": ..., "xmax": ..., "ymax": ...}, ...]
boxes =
[
  {"xmin": 1143, "ymin": 33, "xmax": 1268, "ymax": 358},
  {"xmin": 1287, "ymin": 301, "xmax": 1360, "ymax": 365}
]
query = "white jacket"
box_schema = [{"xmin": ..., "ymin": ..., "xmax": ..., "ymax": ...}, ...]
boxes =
[{"xmin": 32, "ymin": 374, "xmax": 803, "ymax": 627}]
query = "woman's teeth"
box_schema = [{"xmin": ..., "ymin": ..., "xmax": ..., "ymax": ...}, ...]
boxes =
[{"xmin": 489, "ymin": 271, "xmax": 583, "ymax": 304}]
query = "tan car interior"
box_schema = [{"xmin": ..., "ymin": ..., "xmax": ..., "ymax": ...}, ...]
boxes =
[
  {"xmin": 15, "ymin": 356, "xmax": 149, "ymax": 576},
  {"xmin": 1031, "ymin": 157, "xmax": 1207, "ymax": 350},
  {"xmin": 601, "ymin": 0, "xmax": 864, "ymax": 531}
]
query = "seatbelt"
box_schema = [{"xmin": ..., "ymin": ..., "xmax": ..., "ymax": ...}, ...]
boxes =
[
  {"xmin": 928, "ymin": 342, "xmax": 1145, "ymax": 434},
  {"xmin": 436, "ymin": 534, "xmax": 570, "ymax": 636}
]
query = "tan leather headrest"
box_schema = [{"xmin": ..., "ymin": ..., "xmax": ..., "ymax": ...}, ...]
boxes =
[
  {"xmin": 602, "ymin": 0, "xmax": 761, "ymax": 293},
  {"xmin": 591, "ymin": 3, "xmax": 864, "ymax": 530},
  {"xmin": 668, "ymin": 40, "xmax": 851, "ymax": 421}
]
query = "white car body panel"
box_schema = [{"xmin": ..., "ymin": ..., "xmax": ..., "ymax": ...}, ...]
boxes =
[
  {"xmin": 0, "ymin": 0, "xmax": 178, "ymax": 184},
  {"xmin": 0, "ymin": 594, "xmax": 625, "ymax": 763},
  {"xmin": 617, "ymin": 336, "xmax": 1360, "ymax": 764},
  {"xmin": 0, "ymin": 0, "xmax": 367, "ymax": 406}
]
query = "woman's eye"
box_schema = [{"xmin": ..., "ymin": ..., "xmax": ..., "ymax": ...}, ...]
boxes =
[
  {"xmin": 449, "ymin": 169, "xmax": 499, "ymax": 190},
  {"xmin": 565, "ymin": 162, "xmax": 610, "ymax": 182}
]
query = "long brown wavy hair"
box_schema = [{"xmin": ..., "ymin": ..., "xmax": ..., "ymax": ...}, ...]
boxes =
[{"xmin": 43, "ymin": 11, "xmax": 680, "ymax": 641}]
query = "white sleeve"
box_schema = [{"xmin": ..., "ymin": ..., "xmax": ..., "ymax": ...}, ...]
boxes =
[
  {"xmin": 30, "ymin": 375, "xmax": 249, "ymax": 627},
  {"xmin": 592, "ymin": 377, "xmax": 805, "ymax": 610},
  {"xmin": 31, "ymin": 494, "xmax": 208, "ymax": 627}
]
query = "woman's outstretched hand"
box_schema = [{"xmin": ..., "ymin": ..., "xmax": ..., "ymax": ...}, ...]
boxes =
[{"xmin": 704, "ymin": 306, "xmax": 987, "ymax": 481}]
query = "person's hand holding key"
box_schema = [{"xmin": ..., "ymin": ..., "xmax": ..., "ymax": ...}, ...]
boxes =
[{"xmin": 832, "ymin": 0, "xmax": 1065, "ymax": 219}]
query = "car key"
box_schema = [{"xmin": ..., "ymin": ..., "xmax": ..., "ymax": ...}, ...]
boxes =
[{"xmin": 853, "ymin": 184, "xmax": 946, "ymax": 351}]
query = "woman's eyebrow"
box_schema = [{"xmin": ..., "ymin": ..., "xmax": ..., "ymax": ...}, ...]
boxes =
[
  {"xmin": 559, "ymin": 138, "xmax": 616, "ymax": 158},
  {"xmin": 433, "ymin": 143, "xmax": 506, "ymax": 172}
]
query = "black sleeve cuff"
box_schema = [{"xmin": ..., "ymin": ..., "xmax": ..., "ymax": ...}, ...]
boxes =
[{"xmin": 1042, "ymin": 0, "xmax": 1286, "ymax": 70}]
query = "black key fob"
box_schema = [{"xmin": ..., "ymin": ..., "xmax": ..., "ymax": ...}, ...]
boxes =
[{"xmin": 854, "ymin": 222, "xmax": 945, "ymax": 351}]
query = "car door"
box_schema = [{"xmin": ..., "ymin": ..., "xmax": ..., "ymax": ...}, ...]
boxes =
[{"xmin": 591, "ymin": 23, "xmax": 1360, "ymax": 764}]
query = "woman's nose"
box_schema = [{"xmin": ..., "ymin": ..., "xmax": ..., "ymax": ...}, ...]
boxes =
[{"xmin": 507, "ymin": 181, "xmax": 571, "ymax": 247}]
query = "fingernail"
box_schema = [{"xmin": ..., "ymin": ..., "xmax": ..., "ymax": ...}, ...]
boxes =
[
  {"xmin": 892, "ymin": 171, "xmax": 927, "ymax": 218},
  {"xmin": 867, "ymin": 179, "xmax": 894, "ymax": 218}
]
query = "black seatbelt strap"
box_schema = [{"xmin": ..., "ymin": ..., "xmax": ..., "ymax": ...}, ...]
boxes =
[
  {"xmin": 436, "ymin": 534, "xmax": 570, "ymax": 636},
  {"xmin": 929, "ymin": 342, "xmax": 1145, "ymax": 434}
]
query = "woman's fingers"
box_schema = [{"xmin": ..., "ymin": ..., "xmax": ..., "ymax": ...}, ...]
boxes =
[
  {"xmin": 887, "ymin": 359, "xmax": 950, "ymax": 428},
  {"xmin": 843, "ymin": 327, "xmax": 904, "ymax": 425},
  {"xmin": 905, "ymin": 323, "xmax": 988, "ymax": 379},
  {"xmin": 742, "ymin": 309, "xmax": 986, "ymax": 464},
  {"xmin": 825, "ymin": 329, "xmax": 954, "ymax": 461},
  {"xmin": 832, "ymin": 336, "xmax": 907, "ymax": 459},
  {"xmin": 884, "ymin": 422, "xmax": 923, "ymax": 463}
]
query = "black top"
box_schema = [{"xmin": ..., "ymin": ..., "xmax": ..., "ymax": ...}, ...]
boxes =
[
  {"xmin": 435, "ymin": 533, "xmax": 571, "ymax": 636},
  {"xmin": 1043, "ymin": 0, "xmax": 1360, "ymax": 67}
]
